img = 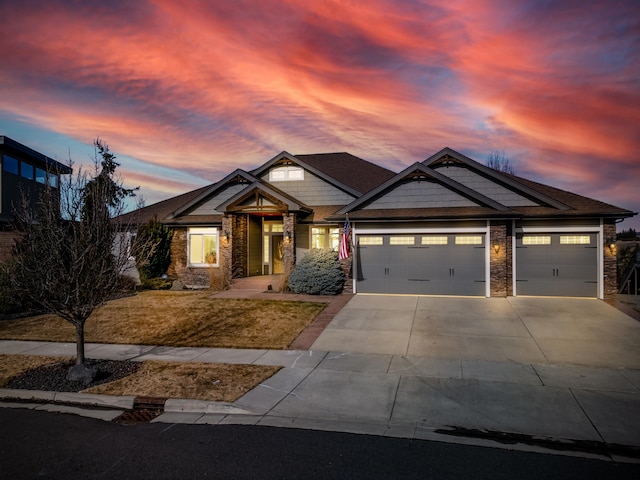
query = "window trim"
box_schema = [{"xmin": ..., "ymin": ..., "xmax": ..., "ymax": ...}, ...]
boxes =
[
  {"xmin": 310, "ymin": 225, "xmax": 340, "ymax": 251},
  {"xmin": 187, "ymin": 227, "xmax": 219, "ymax": 267},
  {"xmin": 269, "ymin": 165, "xmax": 305, "ymax": 182}
]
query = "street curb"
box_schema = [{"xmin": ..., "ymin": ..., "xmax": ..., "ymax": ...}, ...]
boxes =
[{"xmin": 0, "ymin": 388, "xmax": 135, "ymax": 410}]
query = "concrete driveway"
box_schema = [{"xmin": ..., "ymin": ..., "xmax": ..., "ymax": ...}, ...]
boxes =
[{"xmin": 311, "ymin": 295, "xmax": 640, "ymax": 369}]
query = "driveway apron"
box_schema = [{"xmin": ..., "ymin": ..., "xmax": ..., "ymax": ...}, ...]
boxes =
[{"xmin": 310, "ymin": 295, "xmax": 640, "ymax": 369}]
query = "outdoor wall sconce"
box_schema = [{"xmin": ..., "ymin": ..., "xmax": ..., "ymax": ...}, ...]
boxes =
[
  {"xmin": 224, "ymin": 230, "xmax": 229, "ymax": 241},
  {"xmin": 493, "ymin": 244, "xmax": 500, "ymax": 254},
  {"xmin": 607, "ymin": 238, "xmax": 616, "ymax": 253},
  {"xmin": 285, "ymin": 230, "xmax": 291, "ymax": 240}
]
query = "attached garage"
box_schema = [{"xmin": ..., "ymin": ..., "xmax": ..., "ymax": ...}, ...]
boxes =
[
  {"xmin": 355, "ymin": 233, "xmax": 486, "ymax": 296},
  {"xmin": 515, "ymin": 233, "xmax": 598, "ymax": 297}
]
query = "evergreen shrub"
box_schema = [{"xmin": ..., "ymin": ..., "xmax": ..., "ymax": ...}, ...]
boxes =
[{"xmin": 288, "ymin": 249, "xmax": 344, "ymax": 295}]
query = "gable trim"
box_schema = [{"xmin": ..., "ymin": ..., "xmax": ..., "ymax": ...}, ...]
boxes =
[
  {"xmin": 251, "ymin": 151, "xmax": 362, "ymax": 197},
  {"xmin": 166, "ymin": 169, "xmax": 258, "ymax": 219},
  {"xmin": 336, "ymin": 162, "xmax": 511, "ymax": 215},
  {"xmin": 424, "ymin": 147, "xmax": 572, "ymax": 211},
  {"xmin": 215, "ymin": 181, "xmax": 312, "ymax": 214}
]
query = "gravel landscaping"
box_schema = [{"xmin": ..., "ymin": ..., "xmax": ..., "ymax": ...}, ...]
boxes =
[{"xmin": 4, "ymin": 358, "xmax": 140, "ymax": 392}]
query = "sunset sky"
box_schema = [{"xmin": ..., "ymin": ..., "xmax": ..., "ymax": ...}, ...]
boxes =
[{"xmin": 1, "ymin": 0, "xmax": 638, "ymax": 229}]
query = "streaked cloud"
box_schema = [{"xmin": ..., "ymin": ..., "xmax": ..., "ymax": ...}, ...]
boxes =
[{"xmin": 0, "ymin": 0, "xmax": 637, "ymax": 227}]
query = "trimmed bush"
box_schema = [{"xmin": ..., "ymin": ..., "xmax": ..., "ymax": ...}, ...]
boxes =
[{"xmin": 288, "ymin": 249, "xmax": 345, "ymax": 295}]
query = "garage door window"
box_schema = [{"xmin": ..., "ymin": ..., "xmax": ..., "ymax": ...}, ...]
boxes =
[
  {"xmin": 455, "ymin": 235, "xmax": 483, "ymax": 245},
  {"xmin": 560, "ymin": 235, "xmax": 591, "ymax": 245},
  {"xmin": 421, "ymin": 236, "xmax": 448, "ymax": 245},
  {"xmin": 359, "ymin": 236, "xmax": 383, "ymax": 245},
  {"xmin": 523, "ymin": 236, "xmax": 551, "ymax": 245},
  {"xmin": 390, "ymin": 236, "xmax": 415, "ymax": 245}
]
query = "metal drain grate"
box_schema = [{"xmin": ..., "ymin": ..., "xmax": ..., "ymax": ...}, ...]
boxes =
[{"xmin": 112, "ymin": 396, "xmax": 167, "ymax": 425}]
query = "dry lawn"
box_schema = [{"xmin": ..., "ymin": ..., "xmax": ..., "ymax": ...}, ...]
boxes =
[
  {"xmin": 0, "ymin": 291, "xmax": 326, "ymax": 349},
  {"xmin": 0, "ymin": 354, "xmax": 73, "ymax": 386},
  {"xmin": 83, "ymin": 361, "xmax": 281, "ymax": 402}
]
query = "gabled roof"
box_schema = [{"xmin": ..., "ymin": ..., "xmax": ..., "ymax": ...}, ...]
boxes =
[
  {"xmin": 215, "ymin": 181, "xmax": 312, "ymax": 214},
  {"xmin": 424, "ymin": 147, "xmax": 571, "ymax": 210},
  {"xmin": 294, "ymin": 152, "xmax": 396, "ymax": 194},
  {"xmin": 335, "ymin": 162, "xmax": 511, "ymax": 216},
  {"xmin": 117, "ymin": 184, "xmax": 210, "ymax": 226},
  {"xmin": 251, "ymin": 151, "xmax": 394, "ymax": 197},
  {"xmin": 166, "ymin": 169, "xmax": 258, "ymax": 219}
]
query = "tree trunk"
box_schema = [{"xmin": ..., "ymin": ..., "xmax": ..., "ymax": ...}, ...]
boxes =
[{"xmin": 75, "ymin": 322, "xmax": 86, "ymax": 365}]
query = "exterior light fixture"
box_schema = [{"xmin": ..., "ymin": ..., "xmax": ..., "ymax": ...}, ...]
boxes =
[
  {"xmin": 224, "ymin": 230, "xmax": 230, "ymax": 241},
  {"xmin": 493, "ymin": 244, "xmax": 500, "ymax": 254},
  {"xmin": 607, "ymin": 238, "xmax": 616, "ymax": 253},
  {"xmin": 285, "ymin": 230, "xmax": 291, "ymax": 240}
]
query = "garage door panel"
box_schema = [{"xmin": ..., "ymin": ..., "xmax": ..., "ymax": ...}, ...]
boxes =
[
  {"xmin": 356, "ymin": 234, "xmax": 486, "ymax": 296},
  {"xmin": 516, "ymin": 233, "xmax": 597, "ymax": 297}
]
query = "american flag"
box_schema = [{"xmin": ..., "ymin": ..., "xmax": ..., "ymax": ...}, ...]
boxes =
[{"xmin": 338, "ymin": 216, "xmax": 351, "ymax": 260}]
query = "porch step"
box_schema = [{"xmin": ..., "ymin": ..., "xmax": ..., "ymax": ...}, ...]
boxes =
[{"xmin": 231, "ymin": 275, "xmax": 282, "ymax": 291}]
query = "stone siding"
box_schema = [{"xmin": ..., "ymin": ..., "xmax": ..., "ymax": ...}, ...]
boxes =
[
  {"xmin": 489, "ymin": 222, "xmax": 508, "ymax": 297},
  {"xmin": 603, "ymin": 221, "xmax": 617, "ymax": 298}
]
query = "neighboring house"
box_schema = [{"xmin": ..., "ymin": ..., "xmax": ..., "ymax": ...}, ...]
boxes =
[
  {"xmin": 121, "ymin": 148, "xmax": 636, "ymax": 299},
  {"xmin": 0, "ymin": 136, "xmax": 72, "ymax": 262}
]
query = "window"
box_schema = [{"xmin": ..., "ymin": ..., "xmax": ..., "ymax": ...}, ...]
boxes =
[
  {"xmin": 188, "ymin": 228, "xmax": 219, "ymax": 266},
  {"xmin": 21, "ymin": 162, "xmax": 34, "ymax": 180},
  {"xmin": 35, "ymin": 168, "xmax": 46, "ymax": 184},
  {"xmin": 523, "ymin": 235, "xmax": 551, "ymax": 245},
  {"xmin": 3, "ymin": 155, "xmax": 19, "ymax": 175},
  {"xmin": 455, "ymin": 235, "xmax": 483, "ymax": 245},
  {"xmin": 421, "ymin": 236, "xmax": 448, "ymax": 245},
  {"xmin": 47, "ymin": 173, "xmax": 59, "ymax": 188},
  {"xmin": 560, "ymin": 235, "xmax": 590, "ymax": 245},
  {"xmin": 359, "ymin": 236, "xmax": 383, "ymax": 246},
  {"xmin": 269, "ymin": 166, "xmax": 304, "ymax": 181},
  {"xmin": 311, "ymin": 226, "xmax": 340, "ymax": 250},
  {"xmin": 390, "ymin": 236, "xmax": 415, "ymax": 245}
]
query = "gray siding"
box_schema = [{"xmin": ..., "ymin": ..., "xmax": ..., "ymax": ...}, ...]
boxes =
[
  {"xmin": 189, "ymin": 184, "xmax": 246, "ymax": 215},
  {"xmin": 363, "ymin": 181, "xmax": 477, "ymax": 209},
  {"xmin": 434, "ymin": 165, "xmax": 538, "ymax": 207},
  {"xmin": 259, "ymin": 170, "xmax": 355, "ymax": 206}
]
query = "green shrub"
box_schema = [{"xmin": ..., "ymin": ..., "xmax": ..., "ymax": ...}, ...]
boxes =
[
  {"xmin": 139, "ymin": 277, "xmax": 174, "ymax": 290},
  {"xmin": 288, "ymin": 249, "xmax": 345, "ymax": 295},
  {"xmin": 0, "ymin": 261, "xmax": 34, "ymax": 316},
  {"xmin": 134, "ymin": 217, "xmax": 173, "ymax": 282}
]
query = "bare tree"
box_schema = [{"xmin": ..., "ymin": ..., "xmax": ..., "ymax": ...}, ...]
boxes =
[
  {"xmin": 10, "ymin": 139, "xmax": 145, "ymax": 381},
  {"xmin": 486, "ymin": 151, "xmax": 516, "ymax": 175}
]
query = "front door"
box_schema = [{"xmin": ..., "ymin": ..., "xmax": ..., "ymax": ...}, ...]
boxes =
[{"xmin": 271, "ymin": 234, "xmax": 284, "ymax": 274}]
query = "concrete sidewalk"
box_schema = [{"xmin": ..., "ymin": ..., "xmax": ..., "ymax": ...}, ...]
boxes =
[{"xmin": 1, "ymin": 339, "xmax": 640, "ymax": 460}]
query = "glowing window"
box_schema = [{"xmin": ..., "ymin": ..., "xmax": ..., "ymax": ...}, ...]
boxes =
[
  {"xmin": 359, "ymin": 236, "xmax": 383, "ymax": 246},
  {"xmin": 269, "ymin": 166, "xmax": 304, "ymax": 181},
  {"xmin": 390, "ymin": 236, "xmax": 415, "ymax": 245},
  {"xmin": 523, "ymin": 236, "xmax": 551, "ymax": 245},
  {"xmin": 560, "ymin": 235, "xmax": 590, "ymax": 245},
  {"xmin": 455, "ymin": 235, "xmax": 483, "ymax": 245},
  {"xmin": 311, "ymin": 227, "xmax": 340, "ymax": 250},
  {"xmin": 188, "ymin": 228, "xmax": 219, "ymax": 266},
  {"xmin": 421, "ymin": 236, "xmax": 448, "ymax": 245}
]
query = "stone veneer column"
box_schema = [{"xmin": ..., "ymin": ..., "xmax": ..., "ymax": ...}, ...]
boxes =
[
  {"xmin": 603, "ymin": 221, "xmax": 618, "ymax": 298},
  {"xmin": 489, "ymin": 222, "xmax": 508, "ymax": 297},
  {"xmin": 221, "ymin": 215, "xmax": 234, "ymax": 286},
  {"xmin": 283, "ymin": 213, "xmax": 296, "ymax": 276}
]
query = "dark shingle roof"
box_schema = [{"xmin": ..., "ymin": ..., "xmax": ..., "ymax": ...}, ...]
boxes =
[
  {"xmin": 294, "ymin": 152, "xmax": 395, "ymax": 195},
  {"xmin": 117, "ymin": 185, "xmax": 210, "ymax": 226}
]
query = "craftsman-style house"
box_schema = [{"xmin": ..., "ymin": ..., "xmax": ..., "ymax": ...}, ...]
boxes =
[{"xmin": 124, "ymin": 148, "xmax": 635, "ymax": 298}]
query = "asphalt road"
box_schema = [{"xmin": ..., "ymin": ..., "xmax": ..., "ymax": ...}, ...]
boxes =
[{"xmin": 1, "ymin": 407, "xmax": 638, "ymax": 479}]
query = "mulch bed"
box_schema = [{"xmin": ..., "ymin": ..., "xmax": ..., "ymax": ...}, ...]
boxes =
[{"xmin": 5, "ymin": 359, "xmax": 140, "ymax": 392}]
